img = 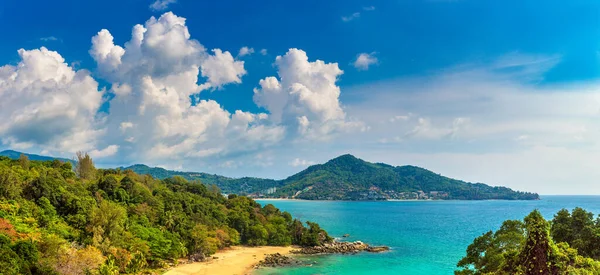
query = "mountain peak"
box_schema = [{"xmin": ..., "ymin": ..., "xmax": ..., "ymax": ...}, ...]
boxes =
[{"xmin": 327, "ymin": 154, "xmax": 361, "ymax": 163}]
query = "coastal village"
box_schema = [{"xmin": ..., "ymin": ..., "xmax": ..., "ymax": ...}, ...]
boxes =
[{"xmin": 248, "ymin": 186, "xmax": 449, "ymax": 200}]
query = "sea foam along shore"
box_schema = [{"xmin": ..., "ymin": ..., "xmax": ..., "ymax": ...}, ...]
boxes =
[{"xmin": 163, "ymin": 246, "xmax": 294, "ymax": 275}]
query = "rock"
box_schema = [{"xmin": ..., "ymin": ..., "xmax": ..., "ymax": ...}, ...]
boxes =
[
  {"xmin": 292, "ymin": 240, "xmax": 374, "ymax": 255},
  {"xmin": 188, "ymin": 253, "xmax": 206, "ymax": 262},
  {"xmin": 342, "ymin": 234, "xmax": 350, "ymax": 238},
  {"xmin": 254, "ymin": 253, "xmax": 306, "ymax": 268},
  {"xmin": 366, "ymin": 246, "xmax": 390, "ymax": 253},
  {"xmin": 291, "ymin": 241, "xmax": 389, "ymax": 255}
]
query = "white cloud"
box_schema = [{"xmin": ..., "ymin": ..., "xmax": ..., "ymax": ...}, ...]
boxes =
[
  {"xmin": 404, "ymin": 117, "xmax": 470, "ymax": 140},
  {"xmin": 0, "ymin": 47, "xmax": 105, "ymax": 154},
  {"xmin": 253, "ymin": 48, "xmax": 364, "ymax": 140},
  {"xmin": 289, "ymin": 158, "xmax": 315, "ymax": 167},
  {"xmin": 238, "ymin": 46, "xmax": 254, "ymax": 57},
  {"xmin": 353, "ymin": 52, "xmax": 378, "ymax": 70},
  {"xmin": 88, "ymin": 12, "xmax": 282, "ymax": 164},
  {"xmin": 342, "ymin": 12, "xmax": 361, "ymax": 22},
  {"xmin": 363, "ymin": 6, "xmax": 376, "ymax": 11},
  {"xmin": 260, "ymin": 49, "xmax": 268, "ymax": 55},
  {"xmin": 149, "ymin": 0, "xmax": 176, "ymax": 11},
  {"xmin": 89, "ymin": 145, "xmax": 119, "ymax": 158},
  {"xmin": 201, "ymin": 49, "xmax": 246, "ymax": 89}
]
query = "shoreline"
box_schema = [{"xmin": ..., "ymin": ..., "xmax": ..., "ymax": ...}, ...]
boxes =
[
  {"xmin": 254, "ymin": 198, "xmax": 541, "ymax": 202},
  {"xmin": 163, "ymin": 246, "xmax": 294, "ymax": 275}
]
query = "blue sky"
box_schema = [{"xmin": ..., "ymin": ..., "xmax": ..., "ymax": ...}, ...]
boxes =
[{"xmin": 1, "ymin": 0, "xmax": 600, "ymax": 194}]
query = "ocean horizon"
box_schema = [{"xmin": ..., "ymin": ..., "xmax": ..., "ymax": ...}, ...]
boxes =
[{"xmin": 256, "ymin": 196, "xmax": 600, "ymax": 274}]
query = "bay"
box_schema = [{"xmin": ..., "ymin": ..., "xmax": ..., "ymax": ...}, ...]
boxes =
[{"xmin": 255, "ymin": 196, "xmax": 600, "ymax": 275}]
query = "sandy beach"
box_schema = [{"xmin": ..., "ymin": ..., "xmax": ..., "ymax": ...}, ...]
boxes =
[{"xmin": 163, "ymin": 246, "xmax": 294, "ymax": 275}]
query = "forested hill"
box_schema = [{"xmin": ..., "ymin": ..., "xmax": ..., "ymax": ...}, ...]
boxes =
[
  {"xmin": 2, "ymin": 150, "xmax": 538, "ymax": 200},
  {"xmin": 122, "ymin": 164, "xmax": 283, "ymax": 195},
  {"xmin": 274, "ymin": 154, "xmax": 538, "ymax": 200},
  {"xmin": 125, "ymin": 155, "xmax": 537, "ymax": 200},
  {"xmin": 0, "ymin": 155, "xmax": 330, "ymax": 274}
]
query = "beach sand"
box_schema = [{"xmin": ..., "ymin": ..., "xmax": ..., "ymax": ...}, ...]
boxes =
[{"xmin": 163, "ymin": 246, "xmax": 294, "ymax": 275}]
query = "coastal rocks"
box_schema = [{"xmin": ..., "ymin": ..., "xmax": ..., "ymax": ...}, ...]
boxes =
[
  {"xmin": 366, "ymin": 246, "xmax": 390, "ymax": 253},
  {"xmin": 254, "ymin": 253, "xmax": 305, "ymax": 268},
  {"xmin": 342, "ymin": 234, "xmax": 350, "ymax": 238},
  {"xmin": 292, "ymin": 241, "xmax": 390, "ymax": 255}
]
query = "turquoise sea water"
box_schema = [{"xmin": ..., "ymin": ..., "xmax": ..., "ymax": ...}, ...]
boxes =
[{"xmin": 255, "ymin": 196, "xmax": 600, "ymax": 275}]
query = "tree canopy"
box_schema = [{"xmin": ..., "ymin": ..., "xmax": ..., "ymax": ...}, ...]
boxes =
[
  {"xmin": 456, "ymin": 208, "xmax": 600, "ymax": 274},
  {"xmin": 0, "ymin": 155, "xmax": 330, "ymax": 274}
]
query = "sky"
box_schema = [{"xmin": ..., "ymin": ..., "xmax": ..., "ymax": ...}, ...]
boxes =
[{"xmin": 0, "ymin": 0, "xmax": 600, "ymax": 195}]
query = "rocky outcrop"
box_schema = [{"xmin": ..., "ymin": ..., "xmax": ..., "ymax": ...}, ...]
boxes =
[
  {"xmin": 292, "ymin": 241, "xmax": 390, "ymax": 255},
  {"xmin": 366, "ymin": 246, "xmax": 390, "ymax": 253},
  {"xmin": 254, "ymin": 253, "xmax": 306, "ymax": 268}
]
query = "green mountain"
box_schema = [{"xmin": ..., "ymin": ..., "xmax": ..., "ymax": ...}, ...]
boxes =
[
  {"xmin": 275, "ymin": 154, "xmax": 539, "ymax": 200},
  {"xmin": 126, "ymin": 154, "xmax": 538, "ymax": 201},
  {"xmin": 0, "ymin": 149, "xmax": 76, "ymax": 166}
]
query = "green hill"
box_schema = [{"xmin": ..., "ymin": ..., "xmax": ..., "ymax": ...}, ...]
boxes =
[
  {"xmin": 274, "ymin": 154, "xmax": 539, "ymax": 200},
  {"xmin": 1, "ymin": 150, "xmax": 538, "ymax": 200}
]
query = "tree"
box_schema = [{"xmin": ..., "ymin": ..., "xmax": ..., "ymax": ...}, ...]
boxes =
[
  {"xmin": 519, "ymin": 210, "xmax": 551, "ymax": 275},
  {"xmin": 18, "ymin": 154, "xmax": 29, "ymax": 170},
  {"xmin": 75, "ymin": 152, "xmax": 95, "ymax": 180},
  {"xmin": 0, "ymin": 167, "xmax": 22, "ymax": 199}
]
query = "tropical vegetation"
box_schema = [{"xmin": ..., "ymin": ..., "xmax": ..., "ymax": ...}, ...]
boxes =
[
  {"xmin": 0, "ymin": 154, "xmax": 330, "ymax": 274},
  {"xmin": 456, "ymin": 208, "xmax": 600, "ymax": 274}
]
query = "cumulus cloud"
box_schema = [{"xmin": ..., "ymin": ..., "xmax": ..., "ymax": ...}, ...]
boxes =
[
  {"xmin": 253, "ymin": 48, "xmax": 364, "ymax": 140},
  {"xmin": 201, "ymin": 49, "xmax": 246, "ymax": 89},
  {"xmin": 149, "ymin": 0, "xmax": 176, "ymax": 11},
  {"xmin": 0, "ymin": 12, "xmax": 363, "ymax": 172},
  {"xmin": 0, "ymin": 47, "xmax": 106, "ymax": 153},
  {"xmin": 89, "ymin": 12, "xmax": 282, "ymax": 163},
  {"xmin": 260, "ymin": 49, "xmax": 268, "ymax": 55},
  {"xmin": 353, "ymin": 52, "xmax": 378, "ymax": 70},
  {"xmin": 238, "ymin": 46, "xmax": 254, "ymax": 57}
]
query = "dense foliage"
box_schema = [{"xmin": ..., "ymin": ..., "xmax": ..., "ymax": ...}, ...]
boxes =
[
  {"xmin": 0, "ymin": 155, "xmax": 330, "ymax": 274},
  {"xmin": 125, "ymin": 154, "xmax": 538, "ymax": 201},
  {"xmin": 456, "ymin": 208, "xmax": 600, "ymax": 274}
]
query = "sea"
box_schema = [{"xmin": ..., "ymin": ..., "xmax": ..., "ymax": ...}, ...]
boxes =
[{"xmin": 255, "ymin": 196, "xmax": 600, "ymax": 275}]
